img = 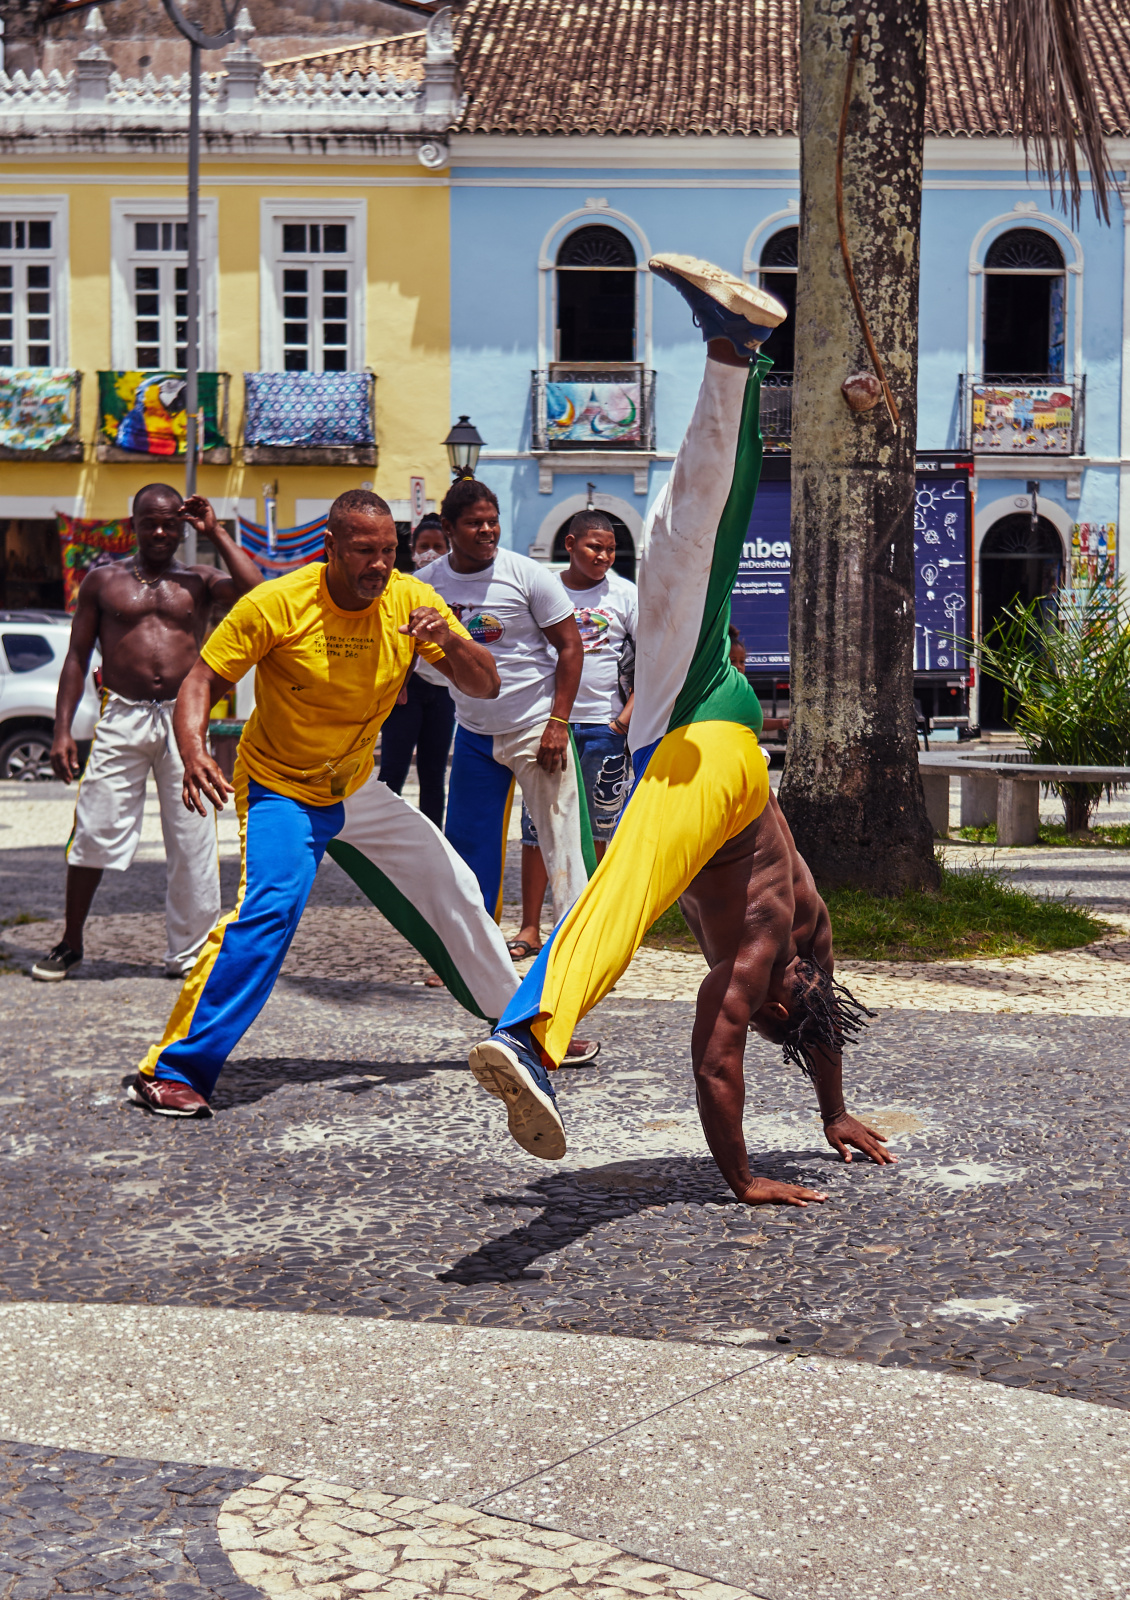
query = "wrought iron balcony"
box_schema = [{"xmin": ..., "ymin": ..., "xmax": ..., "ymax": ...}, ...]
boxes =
[
  {"xmin": 0, "ymin": 367, "xmax": 83, "ymax": 461},
  {"xmin": 532, "ymin": 365, "xmax": 656, "ymax": 452},
  {"xmin": 960, "ymin": 375, "xmax": 1085, "ymax": 456},
  {"xmin": 759, "ymin": 371, "xmax": 793, "ymax": 453}
]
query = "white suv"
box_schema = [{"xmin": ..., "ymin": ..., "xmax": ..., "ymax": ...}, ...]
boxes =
[{"xmin": 0, "ymin": 611, "xmax": 101, "ymax": 781}]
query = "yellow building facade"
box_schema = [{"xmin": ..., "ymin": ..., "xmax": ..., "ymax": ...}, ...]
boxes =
[{"xmin": 0, "ymin": 8, "xmax": 456, "ymax": 606}]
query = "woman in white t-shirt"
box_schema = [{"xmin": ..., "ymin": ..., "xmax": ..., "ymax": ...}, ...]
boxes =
[{"xmin": 515, "ymin": 511, "xmax": 637, "ymax": 956}]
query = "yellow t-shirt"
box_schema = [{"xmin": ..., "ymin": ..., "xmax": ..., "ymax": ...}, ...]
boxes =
[{"xmin": 201, "ymin": 562, "xmax": 469, "ymax": 804}]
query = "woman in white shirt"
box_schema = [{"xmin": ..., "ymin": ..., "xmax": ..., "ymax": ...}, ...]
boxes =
[{"xmin": 514, "ymin": 511, "xmax": 637, "ymax": 956}]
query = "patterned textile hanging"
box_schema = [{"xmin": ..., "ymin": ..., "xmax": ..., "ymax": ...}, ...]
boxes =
[
  {"xmin": 237, "ymin": 514, "xmax": 328, "ymax": 579},
  {"xmin": 243, "ymin": 372, "xmax": 374, "ymax": 449},
  {"xmin": 56, "ymin": 512, "xmax": 135, "ymax": 611},
  {"xmin": 0, "ymin": 369, "xmax": 79, "ymax": 452}
]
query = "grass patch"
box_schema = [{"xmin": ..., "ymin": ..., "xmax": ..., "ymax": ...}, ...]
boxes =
[
  {"xmin": 645, "ymin": 903, "xmax": 701, "ymax": 953},
  {"xmin": 957, "ymin": 821, "xmax": 1130, "ymax": 850},
  {"xmin": 644, "ymin": 866, "xmax": 1107, "ymax": 962},
  {"xmin": 0, "ymin": 911, "xmax": 46, "ymax": 927}
]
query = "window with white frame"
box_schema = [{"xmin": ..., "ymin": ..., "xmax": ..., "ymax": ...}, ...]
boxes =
[
  {"xmin": 270, "ymin": 216, "xmax": 359, "ymax": 372},
  {"xmin": 129, "ymin": 218, "xmax": 188, "ymax": 369},
  {"xmin": 110, "ymin": 201, "xmax": 216, "ymax": 372},
  {"xmin": 0, "ymin": 216, "xmax": 59, "ymax": 367}
]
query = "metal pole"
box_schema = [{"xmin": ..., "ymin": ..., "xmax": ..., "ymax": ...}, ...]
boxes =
[{"xmin": 184, "ymin": 36, "xmax": 200, "ymax": 566}]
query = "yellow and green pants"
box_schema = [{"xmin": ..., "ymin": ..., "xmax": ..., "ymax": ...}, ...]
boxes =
[{"xmin": 498, "ymin": 355, "xmax": 773, "ymax": 1064}]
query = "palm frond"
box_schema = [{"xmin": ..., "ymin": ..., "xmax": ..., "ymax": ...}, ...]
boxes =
[{"xmin": 989, "ymin": 0, "xmax": 1121, "ymax": 224}]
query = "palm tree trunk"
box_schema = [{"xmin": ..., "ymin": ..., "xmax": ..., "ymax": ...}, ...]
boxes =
[{"xmin": 778, "ymin": 0, "xmax": 939, "ymax": 893}]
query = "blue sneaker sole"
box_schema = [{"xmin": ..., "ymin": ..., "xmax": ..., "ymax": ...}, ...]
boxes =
[
  {"xmin": 649, "ymin": 253, "xmax": 787, "ymax": 352},
  {"xmin": 469, "ymin": 1038, "xmax": 566, "ymax": 1161}
]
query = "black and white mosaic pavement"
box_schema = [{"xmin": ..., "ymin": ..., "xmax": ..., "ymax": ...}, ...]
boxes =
[
  {"xmin": 0, "ymin": 1440, "xmax": 259, "ymax": 1598},
  {"xmin": 0, "ymin": 966, "xmax": 1127, "ymax": 1412}
]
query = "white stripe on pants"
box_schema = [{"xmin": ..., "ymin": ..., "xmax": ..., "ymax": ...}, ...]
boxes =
[
  {"xmin": 333, "ymin": 768, "xmax": 520, "ymax": 1022},
  {"xmin": 67, "ymin": 693, "xmax": 221, "ymax": 972},
  {"xmin": 631, "ymin": 358, "xmax": 748, "ymax": 754}
]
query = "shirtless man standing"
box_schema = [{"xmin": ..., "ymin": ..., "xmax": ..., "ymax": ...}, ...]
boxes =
[{"xmin": 32, "ymin": 485, "xmax": 262, "ymax": 982}]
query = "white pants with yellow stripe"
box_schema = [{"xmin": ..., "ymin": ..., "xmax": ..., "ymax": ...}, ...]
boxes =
[{"xmin": 138, "ymin": 762, "xmax": 520, "ymax": 1098}]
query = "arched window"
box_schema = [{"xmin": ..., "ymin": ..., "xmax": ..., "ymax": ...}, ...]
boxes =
[
  {"xmin": 983, "ymin": 228, "xmax": 1066, "ymax": 380},
  {"xmin": 555, "ymin": 225, "xmax": 636, "ymax": 363},
  {"xmin": 758, "ymin": 227, "xmax": 797, "ymax": 373},
  {"xmin": 979, "ymin": 511, "xmax": 1063, "ymax": 728}
]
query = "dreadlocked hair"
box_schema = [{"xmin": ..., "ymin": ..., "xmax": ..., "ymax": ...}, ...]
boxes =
[{"xmin": 774, "ymin": 958, "xmax": 876, "ymax": 1082}]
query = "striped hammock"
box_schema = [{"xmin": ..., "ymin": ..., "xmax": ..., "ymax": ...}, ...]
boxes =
[{"xmin": 237, "ymin": 514, "xmax": 327, "ymax": 578}]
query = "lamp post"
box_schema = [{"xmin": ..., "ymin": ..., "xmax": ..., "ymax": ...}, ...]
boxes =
[
  {"xmin": 158, "ymin": 0, "xmax": 240, "ymax": 562},
  {"xmin": 40, "ymin": 0, "xmax": 240, "ymax": 561},
  {"xmin": 443, "ymin": 415, "xmax": 484, "ymax": 480}
]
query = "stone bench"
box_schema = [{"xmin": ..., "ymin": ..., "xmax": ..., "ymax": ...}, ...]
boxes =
[{"xmin": 918, "ymin": 755, "xmax": 1130, "ymax": 846}]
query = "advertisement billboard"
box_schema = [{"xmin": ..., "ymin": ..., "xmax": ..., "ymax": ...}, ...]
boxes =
[
  {"xmin": 913, "ymin": 475, "xmax": 970, "ymax": 674},
  {"xmin": 729, "ymin": 480, "xmax": 791, "ymax": 670},
  {"xmin": 729, "ymin": 468, "xmax": 972, "ymax": 676}
]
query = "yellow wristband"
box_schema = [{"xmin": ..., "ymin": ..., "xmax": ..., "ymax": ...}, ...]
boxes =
[{"xmin": 547, "ymin": 716, "xmax": 570, "ymax": 726}]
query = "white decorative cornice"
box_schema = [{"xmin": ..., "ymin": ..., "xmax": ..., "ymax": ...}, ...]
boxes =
[{"xmin": 0, "ymin": 10, "xmax": 457, "ymax": 153}]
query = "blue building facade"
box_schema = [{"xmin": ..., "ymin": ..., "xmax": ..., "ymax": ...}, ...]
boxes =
[{"xmin": 447, "ymin": 2, "xmax": 1130, "ymax": 729}]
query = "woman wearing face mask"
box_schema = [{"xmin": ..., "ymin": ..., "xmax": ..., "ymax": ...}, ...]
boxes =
[{"xmin": 376, "ymin": 516, "xmax": 456, "ymax": 827}]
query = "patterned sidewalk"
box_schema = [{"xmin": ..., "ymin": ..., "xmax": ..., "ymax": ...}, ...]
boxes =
[{"xmin": 7, "ymin": 905, "xmax": 1130, "ymax": 1018}]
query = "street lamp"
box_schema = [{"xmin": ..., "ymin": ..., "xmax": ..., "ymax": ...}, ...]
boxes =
[
  {"xmin": 443, "ymin": 415, "xmax": 484, "ymax": 480},
  {"xmin": 158, "ymin": 0, "xmax": 240, "ymax": 564}
]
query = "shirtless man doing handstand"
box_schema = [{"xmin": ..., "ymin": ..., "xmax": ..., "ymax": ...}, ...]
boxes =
[
  {"xmin": 680, "ymin": 786, "xmax": 895, "ymax": 1206},
  {"xmin": 471, "ymin": 253, "xmax": 896, "ymax": 1203}
]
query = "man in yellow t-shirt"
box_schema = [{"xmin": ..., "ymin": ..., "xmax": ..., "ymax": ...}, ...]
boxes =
[{"xmin": 130, "ymin": 488, "xmax": 521, "ymax": 1117}]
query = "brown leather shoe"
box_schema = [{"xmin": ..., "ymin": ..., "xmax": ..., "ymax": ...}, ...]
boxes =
[{"xmin": 126, "ymin": 1073, "xmax": 212, "ymax": 1118}]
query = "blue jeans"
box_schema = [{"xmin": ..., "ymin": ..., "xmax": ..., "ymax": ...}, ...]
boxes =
[{"xmin": 522, "ymin": 721, "xmax": 630, "ymax": 846}]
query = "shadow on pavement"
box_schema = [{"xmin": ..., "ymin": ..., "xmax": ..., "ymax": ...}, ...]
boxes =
[
  {"xmin": 438, "ymin": 1151, "xmax": 840, "ymax": 1286},
  {"xmin": 208, "ymin": 1053, "xmax": 471, "ymax": 1110}
]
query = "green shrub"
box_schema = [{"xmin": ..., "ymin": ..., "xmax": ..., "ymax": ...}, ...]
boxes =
[{"xmin": 974, "ymin": 577, "xmax": 1130, "ymax": 832}]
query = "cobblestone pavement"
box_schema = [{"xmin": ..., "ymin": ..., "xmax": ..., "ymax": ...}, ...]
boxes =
[
  {"xmin": 0, "ymin": 975, "xmax": 1127, "ymax": 1410},
  {"xmin": 0, "ymin": 1439, "xmax": 260, "ymax": 1598},
  {"xmin": 216, "ymin": 1477, "xmax": 764, "ymax": 1600},
  {"xmin": 3, "ymin": 778, "xmax": 1130, "ymax": 1597}
]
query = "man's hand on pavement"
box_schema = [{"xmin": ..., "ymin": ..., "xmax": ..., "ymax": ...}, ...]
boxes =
[
  {"xmin": 400, "ymin": 607, "xmax": 452, "ymax": 652},
  {"xmin": 823, "ymin": 1112, "xmax": 897, "ymax": 1165},
  {"xmin": 182, "ymin": 747, "xmax": 234, "ymax": 815},
  {"xmin": 49, "ymin": 732, "xmax": 80, "ymax": 783}
]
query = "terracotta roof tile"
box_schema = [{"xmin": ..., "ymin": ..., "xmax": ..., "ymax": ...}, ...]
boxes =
[
  {"xmin": 452, "ymin": 0, "xmax": 796, "ymax": 137},
  {"xmin": 925, "ymin": 0, "xmax": 1130, "ymax": 136},
  {"xmin": 268, "ymin": 1, "xmax": 1130, "ymax": 138},
  {"xmin": 266, "ymin": 30, "xmax": 426, "ymax": 82},
  {"xmin": 450, "ymin": 0, "xmax": 1130, "ymax": 139}
]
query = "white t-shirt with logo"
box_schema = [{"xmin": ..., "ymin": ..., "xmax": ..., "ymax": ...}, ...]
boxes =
[
  {"xmin": 566, "ymin": 571, "xmax": 639, "ymax": 724},
  {"xmin": 425, "ymin": 547, "xmax": 573, "ymax": 736}
]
